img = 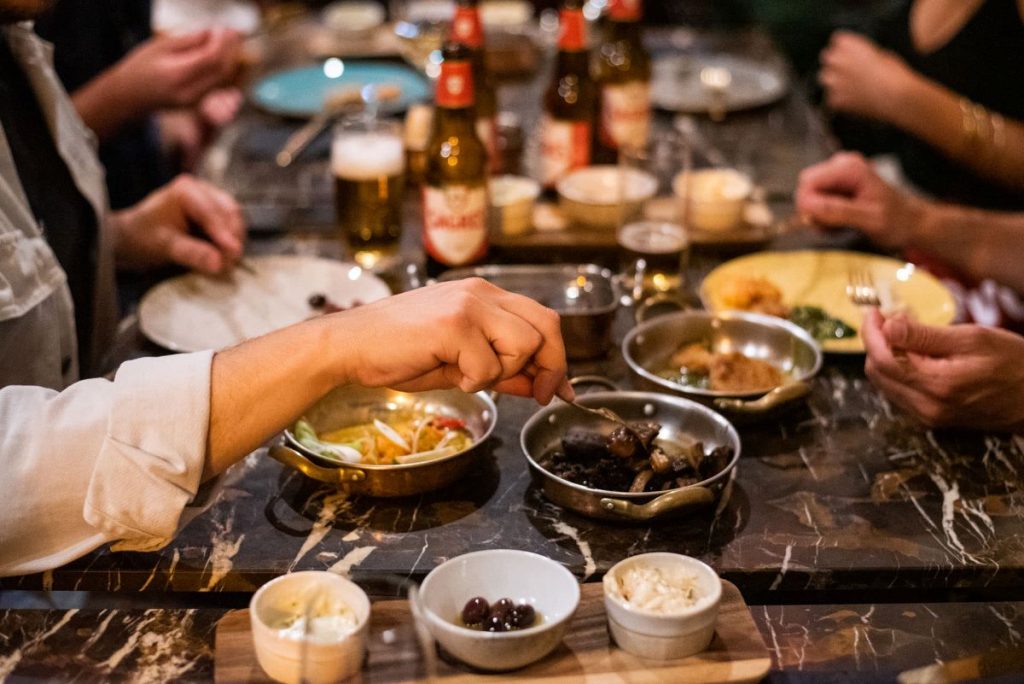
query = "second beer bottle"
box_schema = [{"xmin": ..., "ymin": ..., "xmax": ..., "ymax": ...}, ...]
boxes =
[
  {"xmin": 450, "ymin": 0, "xmax": 500, "ymax": 173},
  {"xmin": 423, "ymin": 42, "xmax": 489, "ymax": 279},
  {"xmin": 540, "ymin": 0, "xmax": 596, "ymax": 190}
]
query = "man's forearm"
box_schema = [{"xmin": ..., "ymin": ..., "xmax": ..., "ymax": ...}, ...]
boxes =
[
  {"xmin": 910, "ymin": 201, "xmax": 1024, "ymax": 292},
  {"xmin": 204, "ymin": 316, "xmax": 350, "ymax": 479}
]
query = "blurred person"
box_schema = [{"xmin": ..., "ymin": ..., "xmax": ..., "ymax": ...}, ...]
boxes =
[
  {"xmin": 0, "ymin": 9, "xmax": 573, "ymax": 576},
  {"xmin": 34, "ymin": 0, "xmax": 242, "ymax": 209},
  {"xmin": 819, "ymin": 0, "xmax": 1024, "ymax": 210},
  {"xmin": 797, "ymin": 152, "xmax": 1024, "ymax": 430}
]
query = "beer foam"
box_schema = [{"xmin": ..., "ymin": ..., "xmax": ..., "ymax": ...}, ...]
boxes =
[
  {"xmin": 331, "ymin": 133, "xmax": 405, "ymax": 180},
  {"xmin": 618, "ymin": 221, "xmax": 688, "ymax": 253}
]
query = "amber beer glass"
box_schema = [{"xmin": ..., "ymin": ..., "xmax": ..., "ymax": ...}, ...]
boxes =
[
  {"xmin": 450, "ymin": 0, "xmax": 499, "ymax": 173},
  {"xmin": 332, "ymin": 119, "xmax": 407, "ymax": 270},
  {"xmin": 593, "ymin": 0, "xmax": 652, "ymax": 162},
  {"xmin": 539, "ymin": 0, "xmax": 596, "ymax": 189},
  {"xmin": 423, "ymin": 43, "xmax": 489, "ymax": 278}
]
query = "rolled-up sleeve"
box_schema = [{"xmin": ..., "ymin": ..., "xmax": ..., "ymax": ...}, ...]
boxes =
[{"xmin": 0, "ymin": 351, "xmax": 214, "ymax": 577}]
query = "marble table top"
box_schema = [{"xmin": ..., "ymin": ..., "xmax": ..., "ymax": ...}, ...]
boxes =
[{"xmin": 3, "ymin": 599, "xmax": 1023, "ymax": 682}]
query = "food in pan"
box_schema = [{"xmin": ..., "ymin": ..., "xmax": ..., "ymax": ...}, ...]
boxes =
[
  {"xmin": 720, "ymin": 276, "xmax": 857, "ymax": 341},
  {"xmin": 295, "ymin": 409, "xmax": 474, "ymax": 466},
  {"xmin": 459, "ymin": 597, "xmax": 539, "ymax": 632},
  {"xmin": 540, "ymin": 421, "xmax": 733, "ymax": 493},
  {"xmin": 662, "ymin": 342, "xmax": 783, "ymax": 393},
  {"xmin": 604, "ymin": 562, "xmax": 703, "ymax": 615}
]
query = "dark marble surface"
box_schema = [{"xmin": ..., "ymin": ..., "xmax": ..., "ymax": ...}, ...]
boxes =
[
  {"xmin": 3, "ymin": 600, "xmax": 1023, "ymax": 682},
  {"xmin": 6, "ymin": 314, "xmax": 1024, "ymax": 598}
]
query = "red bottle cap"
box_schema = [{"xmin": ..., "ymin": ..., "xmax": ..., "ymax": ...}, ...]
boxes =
[
  {"xmin": 608, "ymin": 0, "xmax": 642, "ymax": 21},
  {"xmin": 558, "ymin": 8, "xmax": 586, "ymax": 51},
  {"xmin": 451, "ymin": 6, "xmax": 484, "ymax": 48}
]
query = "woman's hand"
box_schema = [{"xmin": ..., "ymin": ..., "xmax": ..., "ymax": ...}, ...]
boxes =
[
  {"xmin": 819, "ymin": 31, "xmax": 918, "ymax": 124},
  {"xmin": 330, "ymin": 279, "xmax": 573, "ymax": 405},
  {"xmin": 795, "ymin": 152, "xmax": 925, "ymax": 249},
  {"xmin": 112, "ymin": 175, "xmax": 246, "ymax": 274},
  {"xmin": 863, "ymin": 309, "xmax": 1024, "ymax": 431}
]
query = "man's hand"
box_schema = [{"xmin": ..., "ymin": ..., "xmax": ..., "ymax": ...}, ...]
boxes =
[
  {"xmin": 819, "ymin": 31, "xmax": 917, "ymax": 123},
  {"xmin": 111, "ymin": 29, "xmax": 241, "ymax": 114},
  {"xmin": 863, "ymin": 309, "xmax": 1024, "ymax": 431},
  {"xmin": 330, "ymin": 279, "xmax": 573, "ymax": 405},
  {"xmin": 112, "ymin": 175, "xmax": 245, "ymax": 275},
  {"xmin": 795, "ymin": 152, "xmax": 925, "ymax": 249}
]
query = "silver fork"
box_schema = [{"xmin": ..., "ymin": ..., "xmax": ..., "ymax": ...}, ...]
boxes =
[{"xmin": 846, "ymin": 268, "xmax": 881, "ymax": 307}]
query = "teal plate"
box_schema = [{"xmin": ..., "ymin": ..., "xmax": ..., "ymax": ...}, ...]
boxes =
[{"xmin": 250, "ymin": 60, "xmax": 430, "ymax": 118}]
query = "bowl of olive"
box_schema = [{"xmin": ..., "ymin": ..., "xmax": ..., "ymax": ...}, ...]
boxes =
[{"xmin": 418, "ymin": 550, "xmax": 580, "ymax": 671}]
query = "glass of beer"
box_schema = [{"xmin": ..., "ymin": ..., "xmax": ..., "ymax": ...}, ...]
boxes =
[
  {"xmin": 332, "ymin": 118, "xmax": 407, "ymax": 270},
  {"xmin": 617, "ymin": 220, "xmax": 690, "ymax": 303}
]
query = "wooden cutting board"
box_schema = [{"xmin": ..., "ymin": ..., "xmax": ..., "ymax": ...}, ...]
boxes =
[{"xmin": 215, "ymin": 580, "xmax": 771, "ymax": 683}]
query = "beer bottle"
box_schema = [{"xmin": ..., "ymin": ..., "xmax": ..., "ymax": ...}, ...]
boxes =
[
  {"xmin": 593, "ymin": 0, "xmax": 652, "ymax": 161},
  {"xmin": 539, "ymin": 0, "xmax": 596, "ymax": 190},
  {"xmin": 423, "ymin": 42, "xmax": 489, "ymax": 278},
  {"xmin": 450, "ymin": 0, "xmax": 500, "ymax": 174}
]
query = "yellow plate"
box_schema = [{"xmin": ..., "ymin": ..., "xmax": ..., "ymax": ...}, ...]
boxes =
[{"xmin": 700, "ymin": 250, "xmax": 957, "ymax": 353}]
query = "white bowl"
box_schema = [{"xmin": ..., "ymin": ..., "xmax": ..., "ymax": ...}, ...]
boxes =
[
  {"xmin": 557, "ymin": 165, "xmax": 658, "ymax": 229},
  {"xmin": 603, "ymin": 553, "xmax": 722, "ymax": 660},
  {"xmin": 250, "ymin": 572, "xmax": 371, "ymax": 684},
  {"xmin": 673, "ymin": 168, "xmax": 753, "ymax": 232},
  {"xmin": 489, "ymin": 175, "xmax": 541, "ymax": 236},
  {"xmin": 419, "ymin": 550, "xmax": 580, "ymax": 671}
]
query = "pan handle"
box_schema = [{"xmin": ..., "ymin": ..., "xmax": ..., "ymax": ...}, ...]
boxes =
[
  {"xmin": 600, "ymin": 486, "xmax": 715, "ymax": 521},
  {"xmin": 634, "ymin": 292, "xmax": 691, "ymax": 325},
  {"xmin": 269, "ymin": 444, "xmax": 367, "ymax": 485},
  {"xmin": 713, "ymin": 381, "xmax": 811, "ymax": 415}
]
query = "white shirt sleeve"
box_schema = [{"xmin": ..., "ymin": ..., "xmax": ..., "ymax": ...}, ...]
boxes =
[{"xmin": 0, "ymin": 350, "xmax": 214, "ymax": 577}]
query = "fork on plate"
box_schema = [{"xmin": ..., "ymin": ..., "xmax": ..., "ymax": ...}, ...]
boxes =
[{"xmin": 846, "ymin": 268, "xmax": 881, "ymax": 307}]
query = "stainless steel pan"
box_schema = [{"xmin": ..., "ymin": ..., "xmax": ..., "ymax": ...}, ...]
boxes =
[
  {"xmin": 271, "ymin": 386, "xmax": 497, "ymax": 497},
  {"xmin": 521, "ymin": 389, "xmax": 741, "ymax": 522}
]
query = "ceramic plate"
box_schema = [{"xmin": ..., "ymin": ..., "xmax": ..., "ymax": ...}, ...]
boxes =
[
  {"xmin": 700, "ymin": 250, "xmax": 957, "ymax": 353},
  {"xmin": 250, "ymin": 60, "xmax": 430, "ymax": 118},
  {"xmin": 651, "ymin": 54, "xmax": 788, "ymax": 114},
  {"xmin": 139, "ymin": 256, "xmax": 391, "ymax": 352}
]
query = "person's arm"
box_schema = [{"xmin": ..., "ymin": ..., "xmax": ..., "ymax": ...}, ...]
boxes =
[
  {"xmin": 796, "ymin": 152, "xmax": 1024, "ymax": 292},
  {"xmin": 819, "ymin": 31, "xmax": 1024, "ymax": 190},
  {"xmin": 0, "ymin": 279, "xmax": 570, "ymax": 576},
  {"xmin": 71, "ymin": 30, "xmax": 241, "ymax": 141}
]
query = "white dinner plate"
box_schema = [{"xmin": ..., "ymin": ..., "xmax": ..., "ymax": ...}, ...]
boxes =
[
  {"xmin": 651, "ymin": 54, "xmax": 789, "ymax": 114},
  {"xmin": 139, "ymin": 255, "xmax": 391, "ymax": 352}
]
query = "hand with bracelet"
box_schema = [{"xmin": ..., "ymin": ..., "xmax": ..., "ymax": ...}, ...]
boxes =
[{"xmin": 819, "ymin": 30, "xmax": 1024, "ymax": 190}]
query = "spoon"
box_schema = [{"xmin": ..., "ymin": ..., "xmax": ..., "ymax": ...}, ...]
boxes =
[{"xmin": 562, "ymin": 398, "xmax": 651, "ymax": 457}]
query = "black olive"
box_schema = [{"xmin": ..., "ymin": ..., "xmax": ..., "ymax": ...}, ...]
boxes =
[
  {"xmin": 461, "ymin": 597, "xmax": 490, "ymax": 625},
  {"xmin": 508, "ymin": 604, "xmax": 536, "ymax": 629},
  {"xmin": 489, "ymin": 598, "xmax": 515, "ymax": 622},
  {"xmin": 484, "ymin": 615, "xmax": 507, "ymax": 632},
  {"xmin": 307, "ymin": 293, "xmax": 327, "ymax": 309}
]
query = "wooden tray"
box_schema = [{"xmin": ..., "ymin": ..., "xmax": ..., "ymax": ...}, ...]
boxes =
[{"xmin": 215, "ymin": 580, "xmax": 770, "ymax": 683}]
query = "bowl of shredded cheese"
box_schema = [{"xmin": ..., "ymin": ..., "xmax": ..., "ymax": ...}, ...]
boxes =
[{"xmin": 603, "ymin": 553, "xmax": 721, "ymax": 659}]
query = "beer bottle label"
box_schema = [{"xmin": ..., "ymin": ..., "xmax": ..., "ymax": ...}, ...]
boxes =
[
  {"xmin": 452, "ymin": 6, "xmax": 484, "ymax": 48},
  {"xmin": 436, "ymin": 61, "xmax": 475, "ymax": 109},
  {"xmin": 600, "ymin": 81, "xmax": 652, "ymax": 150},
  {"xmin": 608, "ymin": 0, "xmax": 642, "ymax": 21},
  {"xmin": 422, "ymin": 184, "xmax": 488, "ymax": 265},
  {"xmin": 540, "ymin": 114, "xmax": 591, "ymax": 187},
  {"xmin": 558, "ymin": 8, "xmax": 586, "ymax": 51}
]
